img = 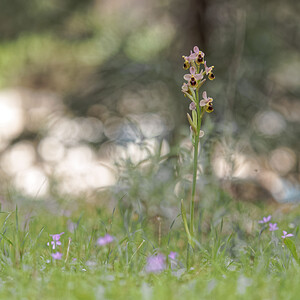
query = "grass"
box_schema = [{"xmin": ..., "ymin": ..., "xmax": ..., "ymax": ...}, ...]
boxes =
[{"xmin": 0, "ymin": 194, "xmax": 299, "ymax": 300}]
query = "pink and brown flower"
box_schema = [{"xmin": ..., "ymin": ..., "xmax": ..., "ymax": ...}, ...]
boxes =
[
  {"xmin": 204, "ymin": 61, "xmax": 215, "ymax": 80},
  {"xmin": 184, "ymin": 67, "xmax": 203, "ymax": 88},
  {"xmin": 182, "ymin": 55, "xmax": 190, "ymax": 70},
  {"xmin": 200, "ymin": 91, "xmax": 213, "ymax": 107},
  {"xmin": 189, "ymin": 46, "xmax": 205, "ymax": 64}
]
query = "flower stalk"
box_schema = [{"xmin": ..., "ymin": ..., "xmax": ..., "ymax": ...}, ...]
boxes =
[{"xmin": 180, "ymin": 46, "xmax": 215, "ymax": 264}]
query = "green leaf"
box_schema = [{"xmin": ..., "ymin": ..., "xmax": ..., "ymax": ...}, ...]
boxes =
[
  {"xmin": 184, "ymin": 92, "xmax": 195, "ymax": 103},
  {"xmin": 197, "ymin": 78, "xmax": 206, "ymax": 90},
  {"xmin": 181, "ymin": 199, "xmax": 192, "ymax": 245},
  {"xmin": 284, "ymin": 238, "xmax": 300, "ymax": 266},
  {"xmin": 0, "ymin": 232, "xmax": 14, "ymax": 246},
  {"xmin": 192, "ymin": 110, "xmax": 197, "ymax": 127},
  {"xmin": 187, "ymin": 113, "xmax": 197, "ymax": 133},
  {"xmin": 189, "ymin": 87, "xmax": 196, "ymax": 100}
]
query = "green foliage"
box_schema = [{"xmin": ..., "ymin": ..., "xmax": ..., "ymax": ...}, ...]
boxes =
[
  {"xmin": 284, "ymin": 238, "xmax": 300, "ymax": 266},
  {"xmin": 0, "ymin": 0, "xmax": 93, "ymax": 40}
]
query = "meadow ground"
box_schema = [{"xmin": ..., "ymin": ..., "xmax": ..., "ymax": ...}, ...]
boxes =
[{"xmin": 0, "ymin": 196, "xmax": 299, "ymax": 300}]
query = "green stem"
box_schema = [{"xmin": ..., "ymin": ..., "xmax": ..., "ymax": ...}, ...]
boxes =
[
  {"xmin": 190, "ymin": 89, "xmax": 203, "ymax": 248},
  {"xmin": 190, "ymin": 132, "xmax": 198, "ymax": 247}
]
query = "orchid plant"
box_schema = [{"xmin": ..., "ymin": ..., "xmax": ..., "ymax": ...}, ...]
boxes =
[{"xmin": 180, "ymin": 46, "xmax": 215, "ymax": 264}]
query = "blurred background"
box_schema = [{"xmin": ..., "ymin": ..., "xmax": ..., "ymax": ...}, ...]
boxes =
[{"xmin": 0, "ymin": 0, "xmax": 299, "ymax": 212}]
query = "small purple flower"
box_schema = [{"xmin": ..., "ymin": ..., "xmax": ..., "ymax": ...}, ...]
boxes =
[
  {"xmin": 282, "ymin": 231, "xmax": 294, "ymax": 239},
  {"xmin": 47, "ymin": 232, "xmax": 64, "ymax": 249},
  {"xmin": 145, "ymin": 254, "xmax": 166, "ymax": 273},
  {"xmin": 51, "ymin": 252, "xmax": 63, "ymax": 260},
  {"xmin": 189, "ymin": 102, "xmax": 196, "ymax": 111},
  {"xmin": 200, "ymin": 91, "xmax": 213, "ymax": 107},
  {"xmin": 269, "ymin": 223, "xmax": 278, "ymax": 231},
  {"xmin": 168, "ymin": 251, "xmax": 177, "ymax": 260},
  {"xmin": 97, "ymin": 234, "xmax": 114, "ymax": 246},
  {"xmin": 258, "ymin": 215, "xmax": 271, "ymax": 224},
  {"xmin": 50, "ymin": 232, "xmax": 64, "ymax": 241}
]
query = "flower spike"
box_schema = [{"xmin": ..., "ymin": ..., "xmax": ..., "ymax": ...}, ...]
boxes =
[{"xmin": 180, "ymin": 46, "xmax": 215, "ymax": 263}]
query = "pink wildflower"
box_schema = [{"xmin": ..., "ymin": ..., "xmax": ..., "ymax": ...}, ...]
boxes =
[
  {"xmin": 145, "ymin": 254, "xmax": 166, "ymax": 273},
  {"xmin": 269, "ymin": 223, "xmax": 278, "ymax": 231},
  {"xmin": 97, "ymin": 234, "xmax": 114, "ymax": 246},
  {"xmin": 51, "ymin": 252, "xmax": 63, "ymax": 260},
  {"xmin": 47, "ymin": 232, "xmax": 64, "ymax": 250},
  {"xmin": 168, "ymin": 251, "xmax": 177, "ymax": 260},
  {"xmin": 258, "ymin": 215, "xmax": 271, "ymax": 224},
  {"xmin": 282, "ymin": 231, "xmax": 294, "ymax": 239}
]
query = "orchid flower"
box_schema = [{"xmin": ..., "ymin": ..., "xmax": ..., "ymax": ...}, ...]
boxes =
[
  {"xmin": 204, "ymin": 61, "xmax": 215, "ymax": 80},
  {"xmin": 189, "ymin": 46, "xmax": 204, "ymax": 64},
  {"xmin": 200, "ymin": 91, "xmax": 213, "ymax": 107},
  {"xmin": 192, "ymin": 46, "xmax": 205, "ymax": 64},
  {"xmin": 182, "ymin": 55, "xmax": 190, "ymax": 70},
  {"xmin": 184, "ymin": 67, "xmax": 203, "ymax": 88}
]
